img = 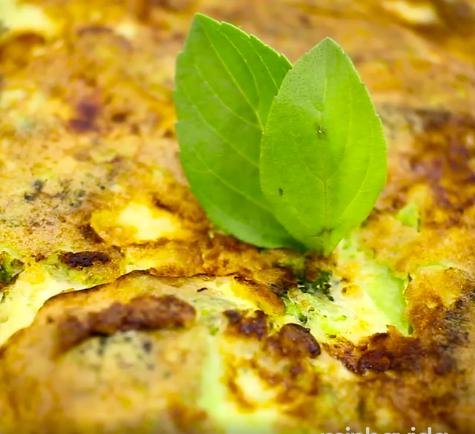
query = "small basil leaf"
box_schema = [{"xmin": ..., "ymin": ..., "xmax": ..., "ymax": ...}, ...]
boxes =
[
  {"xmin": 175, "ymin": 13, "xmax": 300, "ymax": 248},
  {"xmin": 260, "ymin": 38, "xmax": 387, "ymax": 255}
]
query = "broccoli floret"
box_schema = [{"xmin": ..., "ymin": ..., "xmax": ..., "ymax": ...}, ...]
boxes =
[{"xmin": 0, "ymin": 252, "xmax": 24, "ymax": 288}]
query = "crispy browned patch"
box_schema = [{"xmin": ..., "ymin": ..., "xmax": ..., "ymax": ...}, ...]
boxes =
[
  {"xmin": 231, "ymin": 275, "xmax": 285, "ymax": 314},
  {"xmin": 223, "ymin": 314, "xmax": 321, "ymax": 415},
  {"xmin": 315, "ymin": 288, "xmax": 475, "ymax": 432},
  {"xmin": 68, "ymin": 98, "xmax": 101, "ymax": 133},
  {"xmin": 377, "ymin": 107, "xmax": 475, "ymax": 223},
  {"xmin": 266, "ymin": 323, "xmax": 321, "ymax": 359},
  {"xmin": 252, "ymin": 266, "xmax": 296, "ymax": 297},
  {"xmin": 168, "ymin": 402, "xmax": 212, "ymax": 434},
  {"xmin": 0, "ymin": 33, "xmax": 46, "ymax": 68},
  {"xmin": 140, "ymin": 240, "xmax": 205, "ymax": 277},
  {"xmin": 224, "ymin": 309, "xmax": 268, "ymax": 340},
  {"xmin": 152, "ymin": 182, "xmax": 208, "ymax": 225},
  {"xmin": 326, "ymin": 329, "xmax": 422, "ymax": 375},
  {"xmin": 410, "ymin": 111, "xmax": 475, "ymax": 215},
  {"xmin": 59, "ymin": 251, "xmax": 110, "ymax": 268},
  {"xmin": 58, "ymin": 294, "xmax": 195, "ymax": 351},
  {"xmin": 201, "ymin": 234, "xmax": 265, "ymax": 276}
]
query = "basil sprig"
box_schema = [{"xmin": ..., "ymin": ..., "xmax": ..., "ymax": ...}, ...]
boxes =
[{"xmin": 175, "ymin": 14, "xmax": 387, "ymax": 255}]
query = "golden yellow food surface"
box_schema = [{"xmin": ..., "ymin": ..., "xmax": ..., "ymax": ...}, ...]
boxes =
[{"xmin": 0, "ymin": 0, "xmax": 474, "ymax": 433}]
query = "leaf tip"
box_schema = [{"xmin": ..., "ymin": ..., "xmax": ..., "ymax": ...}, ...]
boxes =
[
  {"xmin": 318, "ymin": 36, "xmax": 345, "ymax": 53},
  {"xmin": 192, "ymin": 12, "xmax": 221, "ymax": 30}
]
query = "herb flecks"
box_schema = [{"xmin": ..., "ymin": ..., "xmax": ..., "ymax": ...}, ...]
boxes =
[{"xmin": 297, "ymin": 270, "xmax": 334, "ymax": 301}]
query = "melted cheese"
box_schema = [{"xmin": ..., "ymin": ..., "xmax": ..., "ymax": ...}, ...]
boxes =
[
  {"xmin": 91, "ymin": 200, "xmax": 190, "ymax": 245},
  {"xmin": 118, "ymin": 202, "xmax": 181, "ymax": 241}
]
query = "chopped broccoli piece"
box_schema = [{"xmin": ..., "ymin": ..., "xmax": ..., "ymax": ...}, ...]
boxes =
[{"xmin": 0, "ymin": 252, "xmax": 24, "ymax": 287}]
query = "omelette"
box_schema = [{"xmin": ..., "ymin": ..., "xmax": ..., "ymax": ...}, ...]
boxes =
[{"xmin": 0, "ymin": 0, "xmax": 475, "ymax": 433}]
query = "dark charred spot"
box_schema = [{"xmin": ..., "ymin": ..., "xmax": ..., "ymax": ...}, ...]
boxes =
[
  {"xmin": 24, "ymin": 179, "xmax": 44, "ymax": 202},
  {"xmin": 233, "ymin": 275, "xmax": 255, "ymax": 285},
  {"xmin": 142, "ymin": 340, "xmax": 153, "ymax": 353},
  {"xmin": 111, "ymin": 111, "xmax": 129, "ymax": 123},
  {"xmin": 57, "ymin": 294, "xmax": 195, "ymax": 352},
  {"xmin": 358, "ymin": 349, "xmax": 393, "ymax": 372},
  {"xmin": 224, "ymin": 310, "xmax": 268, "ymax": 340},
  {"xmin": 34, "ymin": 253, "xmax": 47, "ymax": 262},
  {"xmin": 67, "ymin": 189, "xmax": 87, "ymax": 208},
  {"xmin": 76, "ymin": 25, "xmax": 114, "ymax": 36},
  {"xmin": 78, "ymin": 100, "xmax": 99, "ymax": 122},
  {"xmin": 153, "ymin": 195, "xmax": 176, "ymax": 214},
  {"xmin": 415, "ymin": 108, "xmax": 452, "ymax": 130},
  {"xmin": 298, "ymin": 13, "xmax": 312, "ymax": 26},
  {"xmin": 59, "ymin": 251, "xmax": 110, "ymax": 268},
  {"xmin": 266, "ymin": 323, "xmax": 321, "ymax": 359},
  {"xmin": 69, "ymin": 99, "xmax": 100, "ymax": 133},
  {"xmin": 263, "ymin": 267, "xmax": 296, "ymax": 296}
]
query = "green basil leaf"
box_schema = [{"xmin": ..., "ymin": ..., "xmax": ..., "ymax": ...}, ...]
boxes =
[
  {"xmin": 260, "ymin": 38, "xmax": 387, "ymax": 255},
  {"xmin": 174, "ymin": 14, "xmax": 300, "ymax": 248}
]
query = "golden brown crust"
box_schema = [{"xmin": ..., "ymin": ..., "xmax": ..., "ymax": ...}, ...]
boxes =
[
  {"xmin": 266, "ymin": 323, "xmax": 321, "ymax": 359},
  {"xmin": 57, "ymin": 294, "xmax": 196, "ymax": 351},
  {"xmin": 224, "ymin": 309, "xmax": 269, "ymax": 340}
]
